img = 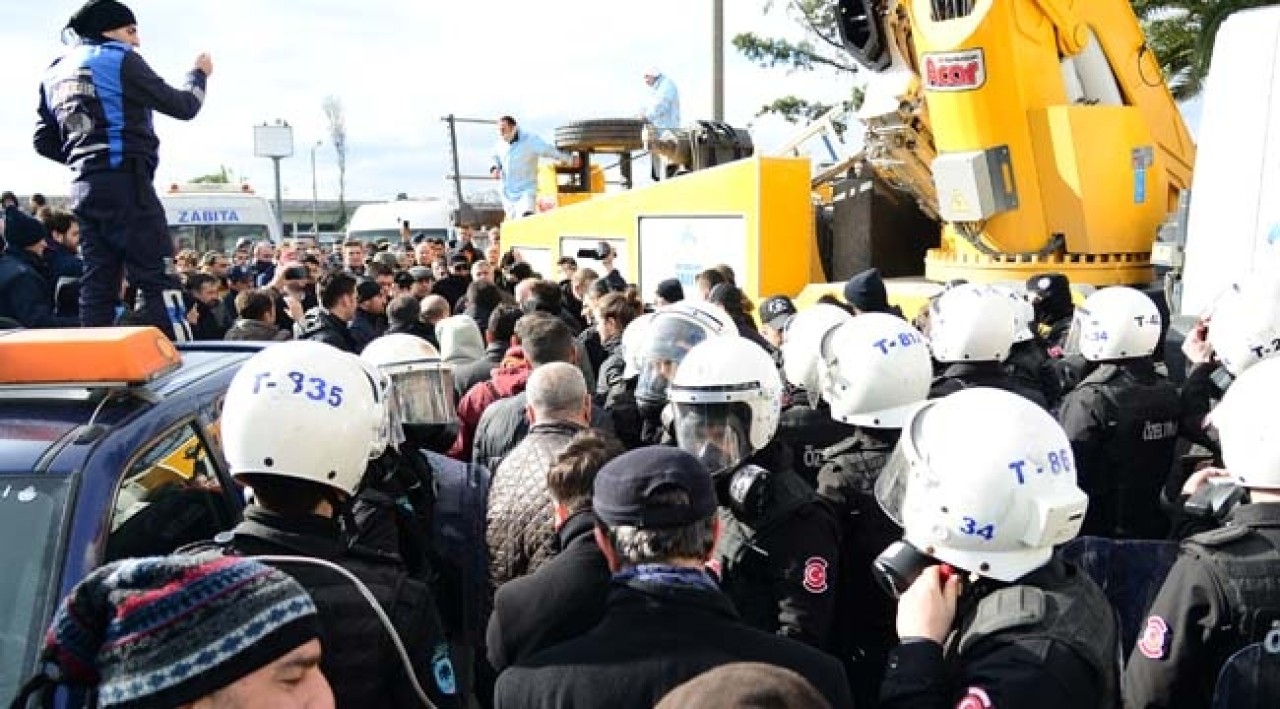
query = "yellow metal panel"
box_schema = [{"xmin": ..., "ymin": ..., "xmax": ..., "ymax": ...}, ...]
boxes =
[
  {"xmin": 1028, "ymin": 106, "xmax": 1168, "ymax": 255},
  {"xmin": 505, "ymin": 157, "xmax": 814, "ymax": 305}
]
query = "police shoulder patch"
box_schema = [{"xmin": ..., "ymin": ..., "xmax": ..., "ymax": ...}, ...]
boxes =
[
  {"xmin": 956, "ymin": 687, "xmax": 993, "ymax": 709},
  {"xmin": 1138, "ymin": 616, "xmax": 1170, "ymax": 660},
  {"xmin": 802, "ymin": 556, "xmax": 829, "ymax": 594}
]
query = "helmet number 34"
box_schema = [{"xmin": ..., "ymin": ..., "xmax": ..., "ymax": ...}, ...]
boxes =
[
  {"xmin": 1007, "ymin": 450, "xmax": 1072, "ymax": 485},
  {"xmin": 252, "ymin": 371, "xmax": 344, "ymax": 408},
  {"xmin": 959, "ymin": 516, "xmax": 996, "ymax": 541}
]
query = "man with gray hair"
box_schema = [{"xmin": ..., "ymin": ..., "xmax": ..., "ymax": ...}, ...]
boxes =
[
  {"xmin": 486, "ymin": 362, "xmax": 591, "ymax": 593},
  {"xmin": 421, "ymin": 294, "xmax": 451, "ymax": 330},
  {"xmin": 494, "ymin": 447, "xmax": 853, "ymax": 709}
]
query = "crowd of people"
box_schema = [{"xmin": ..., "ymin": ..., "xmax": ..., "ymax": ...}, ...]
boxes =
[{"xmin": 10, "ymin": 209, "xmax": 1280, "ymax": 708}]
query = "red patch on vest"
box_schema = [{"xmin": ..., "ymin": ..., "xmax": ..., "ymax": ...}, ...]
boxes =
[
  {"xmin": 1138, "ymin": 616, "xmax": 1170, "ymax": 660},
  {"xmin": 956, "ymin": 687, "xmax": 993, "ymax": 709},
  {"xmin": 802, "ymin": 556, "xmax": 829, "ymax": 594}
]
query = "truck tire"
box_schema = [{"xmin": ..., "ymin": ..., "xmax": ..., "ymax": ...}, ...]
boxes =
[{"xmin": 555, "ymin": 119, "xmax": 646, "ymax": 153}]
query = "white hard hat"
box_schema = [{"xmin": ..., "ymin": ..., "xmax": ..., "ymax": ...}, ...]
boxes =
[
  {"xmin": 361, "ymin": 334, "xmax": 457, "ymax": 428},
  {"xmin": 780, "ymin": 303, "xmax": 853, "ymax": 398},
  {"xmin": 223, "ymin": 341, "xmax": 391, "ymax": 496},
  {"xmin": 820, "ymin": 313, "xmax": 933, "ymax": 428},
  {"xmin": 634, "ymin": 301, "xmax": 738, "ymax": 405},
  {"xmin": 1065, "ymin": 286, "xmax": 1161, "ymax": 362},
  {"xmin": 644, "ymin": 66, "xmax": 661, "ymax": 78},
  {"xmin": 875, "ymin": 388, "xmax": 1089, "ymax": 582},
  {"xmin": 927, "ymin": 284, "xmax": 1018, "ymax": 363},
  {"xmin": 621, "ymin": 312, "xmax": 658, "ymax": 379},
  {"xmin": 670, "ymin": 336, "xmax": 782, "ymax": 472},
  {"xmin": 1207, "ymin": 275, "xmax": 1280, "ymax": 376},
  {"xmin": 1211, "ymin": 357, "xmax": 1280, "ymax": 488}
]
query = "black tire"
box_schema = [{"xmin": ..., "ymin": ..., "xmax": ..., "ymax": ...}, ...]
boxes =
[{"xmin": 554, "ymin": 118, "xmax": 646, "ymax": 153}]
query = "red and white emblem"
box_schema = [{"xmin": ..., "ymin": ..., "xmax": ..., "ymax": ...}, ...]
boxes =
[
  {"xmin": 1138, "ymin": 616, "xmax": 1170, "ymax": 660},
  {"xmin": 802, "ymin": 556, "xmax": 829, "ymax": 594},
  {"xmin": 956, "ymin": 687, "xmax": 993, "ymax": 709}
]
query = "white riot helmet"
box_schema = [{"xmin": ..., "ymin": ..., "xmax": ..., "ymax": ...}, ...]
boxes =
[
  {"xmin": 820, "ymin": 313, "xmax": 933, "ymax": 428},
  {"xmin": 875, "ymin": 388, "xmax": 1088, "ymax": 582},
  {"xmin": 993, "ymin": 284, "xmax": 1037, "ymax": 344},
  {"xmin": 634, "ymin": 300, "xmax": 738, "ymax": 405},
  {"xmin": 780, "ymin": 303, "xmax": 853, "ymax": 398},
  {"xmin": 669, "ymin": 336, "xmax": 782, "ymax": 473},
  {"xmin": 1206, "ymin": 275, "xmax": 1280, "ymax": 376},
  {"xmin": 926, "ymin": 284, "xmax": 1018, "ymax": 363},
  {"xmin": 223, "ymin": 341, "xmax": 392, "ymax": 496},
  {"xmin": 360, "ymin": 334, "xmax": 457, "ymax": 429},
  {"xmin": 1210, "ymin": 357, "xmax": 1280, "ymax": 489},
  {"xmin": 621, "ymin": 311, "xmax": 658, "ymax": 380},
  {"xmin": 1065, "ymin": 286, "xmax": 1161, "ymax": 362}
]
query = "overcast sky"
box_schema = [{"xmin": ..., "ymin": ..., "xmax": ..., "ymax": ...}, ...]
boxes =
[
  {"xmin": 3, "ymin": 1, "xmax": 1201, "ymax": 205},
  {"xmin": 2, "ymin": 0, "xmax": 859, "ymax": 203}
]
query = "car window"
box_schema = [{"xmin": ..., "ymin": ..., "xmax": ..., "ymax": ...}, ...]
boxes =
[
  {"xmin": 104, "ymin": 421, "xmax": 239, "ymax": 563},
  {"xmin": 0, "ymin": 476, "xmax": 71, "ymax": 702}
]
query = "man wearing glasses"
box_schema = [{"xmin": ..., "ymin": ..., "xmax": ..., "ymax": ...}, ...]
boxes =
[{"xmin": 35, "ymin": 0, "xmax": 213, "ymax": 339}]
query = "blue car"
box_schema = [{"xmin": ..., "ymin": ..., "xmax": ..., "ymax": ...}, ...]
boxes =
[{"xmin": 0, "ymin": 330, "xmax": 267, "ymax": 700}]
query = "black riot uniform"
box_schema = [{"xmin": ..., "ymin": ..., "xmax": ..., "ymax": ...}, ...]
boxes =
[
  {"xmin": 1177, "ymin": 362, "xmax": 1230, "ymax": 463},
  {"xmin": 1005, "ymin": 337, "xmax": 1065, "ymax": 409},
  {"xmin": 881, "ymin": 555, "xmax": 1120, "ymax": 709},
  {"xmin": 816, "ymin": 426, "xmax": 904, "ymax": 707},
  {"xmin": 776, "ymin": 388, "xmax": 859, "ymax": 488},
  {"xmin": 712, "ymin": 439, "xmax": 842, "ymax": 650},
  {"xmin": 1058, "ymin": 359, "xmax": 1181, "ymax": 539},
  {"xmin": 1122, "ymin": 503, "xmax": 1280, "ymax": 709},
  {"xmin": 930, "ymin": 361, "xmax": 1050, "ymax": 409},
  {"xmin": 213, "ymin": 507, "xmax": 460, "ymax": 708}
]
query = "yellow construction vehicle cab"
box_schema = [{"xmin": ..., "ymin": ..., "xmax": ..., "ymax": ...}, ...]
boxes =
[{"xmin": 501, "ymin": 0, "xmax": 1194, "ymax": 311}]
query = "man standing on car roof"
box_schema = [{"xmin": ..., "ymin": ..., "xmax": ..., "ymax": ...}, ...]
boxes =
[{"xmin": 35, "ymin": 0, "xmax": 212, "ymax": 338}]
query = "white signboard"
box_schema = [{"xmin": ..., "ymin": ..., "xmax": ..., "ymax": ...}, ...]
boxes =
[
  {"xmin": 637, "ymin": 215, "xmax": 747, "ymax": 303},
  {"xmin": 253, "ymin": 124, "xmax": 294, "ymax": 158},
  {"xmin": 560, "ymin": 237, "xmax": 628, "ymax": 282},
  {"xmin": 514, "ymin": 247, "xmax": 552, "ymax": 281}
]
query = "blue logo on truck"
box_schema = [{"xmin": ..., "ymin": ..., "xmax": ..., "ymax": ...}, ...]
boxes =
[{"xmin": 177, "ymin": 210, "xmax": 242, "ymax": 224}]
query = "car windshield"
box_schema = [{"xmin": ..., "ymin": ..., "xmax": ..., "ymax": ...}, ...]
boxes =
[
  {"xmin": 0, "ymin": 476, "xmax": 71, "ymax": 701},
  {"xmin": 170, "ymin": 224, "xmax": 272, "ymax": 254}
]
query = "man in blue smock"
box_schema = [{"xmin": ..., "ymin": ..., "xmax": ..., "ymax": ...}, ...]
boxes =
[
  {"xmin": 642, "ymin": 68, "xmax": 680, "ymax": 180},
  {"xmin": 35, "ymin": 0, "xmax": 212, "ymax": 338},
  {"xmin": 490, "ymin": 115, "xmax": 570, "ymax": 221}
]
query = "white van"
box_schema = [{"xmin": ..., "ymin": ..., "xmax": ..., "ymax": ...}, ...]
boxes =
[
  {"xmin": 160, "ymin": 184, "xmax": 282, "ymax": 254},
  {"xmin": 345, "ymin": 198, "xmax": 451, "ymax": 245},
  {"xmin": 1176, "ymin": 6, "xmax": 1280, "ymax": 316}
]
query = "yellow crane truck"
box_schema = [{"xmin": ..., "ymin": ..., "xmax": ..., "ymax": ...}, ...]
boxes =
[{"xmin": 500, "ymin": 0, "xmax": 1196, "ymax": 314}]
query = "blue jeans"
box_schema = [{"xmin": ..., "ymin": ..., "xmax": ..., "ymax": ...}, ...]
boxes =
[{"xmin": 71, "ymin": 171, "xmax": 178, "ymax": 338}]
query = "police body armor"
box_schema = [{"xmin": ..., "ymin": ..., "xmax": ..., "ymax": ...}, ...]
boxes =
[
  {"xmin": 816, "ymin": 429, "xmax": 903, "ymax": 706},
  {"xmin": 1184, "ymin": 520, "xmax": 1280, "ymax": 653},
  {"xmin": 949, "ymin": 560, "xmax": 1120, "ymax": 709},
  {"xmin": 776, "ymin": 393, "xmax": 858, "ymax": 488},
  {"xmin": 1075, "ymin": 363, "xmax": 1181, "ymax": 539},
  {"xmin": 715, "ymin": 464, "xmax": 814, "ymax": 634}
]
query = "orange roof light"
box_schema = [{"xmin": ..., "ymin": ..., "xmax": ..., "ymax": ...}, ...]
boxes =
[{"xmin": 0, "ymin": 327, "xmax": 181, "ymax": 386}]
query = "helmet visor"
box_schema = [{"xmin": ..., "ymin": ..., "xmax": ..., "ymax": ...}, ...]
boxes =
[
  {"xmin": 873, "ymin": 399, "xmax": 933, "ymax": 526},
  {"xmin": 385, "ymin": 362, "xmax": 457, "ymax": 427},
  {"xmin": 1062, "ymin": 310, "xmax": 1088, "ymax": 357},
  {"xmin": 673, "ymin": 402, "xmax": 749, "ymax": 473}
]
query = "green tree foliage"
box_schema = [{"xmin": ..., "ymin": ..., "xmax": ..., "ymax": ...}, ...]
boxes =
[
  {"xmin": 1134, "ymin": 1, "xmax": 1276, "ymax": 100},
  {"xmin": 190, "ymin": 165, "xmax": 233, "ymax": 184}
]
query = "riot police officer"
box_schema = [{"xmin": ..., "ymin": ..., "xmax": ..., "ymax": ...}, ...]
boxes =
[
  {"xmin": 1027, "ymin": 272, "xmax": 1075, "ymax": 351},
  {"xmin": 1057, "ymin": 286, "xmax": 1181, "ymax": 539},
  {"xmin": 777, "ymin": 303, "xmax": 858, "ymax": 487},
  {"xmin": 1001, "ymin": 285, "xmax": 1066, "ymax": 408},
  {"xmin": 875, "ymin": 388, "xmax": 1119, "ymax": 709},
  {"xmin": 632, "ymin": 300, "xmax": 737, "ymax": 445},
  {"xmin": 927, "ymin": 283, "xmax": 1049, "ymax": 408},
  {"xmin": 669, "ymin": 335, "xmax": 841, "ymax": 650},
  {"xmin": 1123, "ymin": 356, "xmax": 1280, "ymax": 708},
  {"xmin": 797, "ymin": 311, "xmax": 934, "ymax": 706}
]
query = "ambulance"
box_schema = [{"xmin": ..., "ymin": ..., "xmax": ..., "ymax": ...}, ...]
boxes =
[{"xmin": 160, "ymin": 183, "xmax": 282, "ymax": 254}]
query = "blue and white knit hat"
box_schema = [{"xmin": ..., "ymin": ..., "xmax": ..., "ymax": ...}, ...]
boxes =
[{"xmin": 39, "ymin": 553, "xmax": 320, "ymax": 708}]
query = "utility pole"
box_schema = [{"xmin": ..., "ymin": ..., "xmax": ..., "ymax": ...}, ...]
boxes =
[
  {"xmin": 310, "ymin": 140, "xmax": 322, "ymax": 235},
  {"xmin": 713, "ymin": 0, "xmax": 725, "ymax": 121},
  {"xmin": 253, "ymin": 120, "xmax": 293, "ymax": 240},
  {"xmin": 445, "ymin": 114, "xmax": 465, "ymax": 215}
]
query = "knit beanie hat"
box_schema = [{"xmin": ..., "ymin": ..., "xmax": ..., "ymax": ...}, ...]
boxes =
[
  {"xmin": 31, "ymin": 554, "xmax": 319, "ymax": 708},
  {"xmin": 67, "ymin": 0, "xmax": 137, "ymax": 37},
  {"xmin": 4, "ymin": 205, "xmax": 48, "ymax": 251}
]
